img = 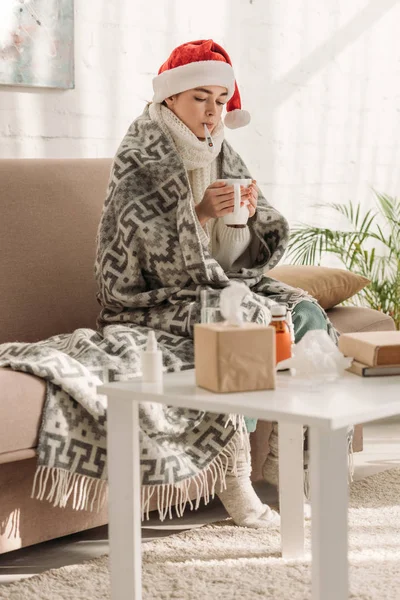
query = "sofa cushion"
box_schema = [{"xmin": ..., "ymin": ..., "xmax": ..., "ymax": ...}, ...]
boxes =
[
  {"xmin": 327, "ymin": 306, "xmax": 396, "ymax": 334},
  {"xmin": 0, "ymin": 159, "xmax": 112, "ymax": 344},
  {"xmin": 266, "ymin": 265, "xmax": 370, "ymax": 309},
  {"xmin": 0, "ymin": 368, "xmax": 46, "ymax": 457}
]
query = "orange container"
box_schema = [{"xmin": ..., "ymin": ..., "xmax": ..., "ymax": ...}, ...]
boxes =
[{"xmin": 270, "ymin": 305, "xmax": 292, "ymax": 365}]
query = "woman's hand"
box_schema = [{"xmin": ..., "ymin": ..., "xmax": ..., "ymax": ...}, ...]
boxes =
[
  {"xmin": 195, "ymin": 181, "xmax": 249, "ymax": 226},
  {"xmin": 246, "ymin": 179, "xmax": 258, "ymax": 218}
]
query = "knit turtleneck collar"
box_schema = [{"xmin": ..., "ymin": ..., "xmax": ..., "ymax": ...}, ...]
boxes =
[{"xmin": 148, "ymin": 102, "xmax": 224, "ymax": 171}]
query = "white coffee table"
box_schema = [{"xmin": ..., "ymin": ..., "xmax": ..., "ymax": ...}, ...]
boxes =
[{"xmin": 99, "ymin": 370, "xmax": 400, "ymax": 600}]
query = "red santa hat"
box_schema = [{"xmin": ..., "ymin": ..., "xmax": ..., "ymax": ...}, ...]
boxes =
[{"xmin": 152, "ymin": 39, "xmax": 251, "ymax": 129}]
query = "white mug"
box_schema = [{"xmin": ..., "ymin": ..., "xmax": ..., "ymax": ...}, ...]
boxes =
[{"xmin": 217, "ymin": 178, "xmax": 252, "ymax": 226}]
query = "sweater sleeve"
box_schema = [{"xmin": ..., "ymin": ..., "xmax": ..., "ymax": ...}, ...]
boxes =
[
  {"xmin": 211, "ymin": 218, "xmax": 252, "ymax": 271},
  {"xmin": 196, "ymin": 219, "xmax": 210, "ymax": 247}
]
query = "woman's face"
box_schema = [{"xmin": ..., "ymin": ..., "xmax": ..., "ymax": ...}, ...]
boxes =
[{"xmin": 164, "ymin": 86, "xmax": 228, "ymax": 139}]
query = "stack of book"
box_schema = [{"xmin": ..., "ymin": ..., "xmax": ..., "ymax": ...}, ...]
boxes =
[{"xmin": 338, "ymin": 331, "xmax": 400, "ymax": 377}]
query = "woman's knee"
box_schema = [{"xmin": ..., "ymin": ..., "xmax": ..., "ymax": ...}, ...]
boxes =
[
  {"xmin": 291, "ymin": 300, "xmax": 327, "ymax": 343},
  {"xmin": 244, "ymin": 416, "xmax": 257, "ymax": 433}
]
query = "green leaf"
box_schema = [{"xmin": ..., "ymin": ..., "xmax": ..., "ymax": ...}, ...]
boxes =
[{"xmin": 287, "ymin": 190, "xmax": 400, "ymax": 329}]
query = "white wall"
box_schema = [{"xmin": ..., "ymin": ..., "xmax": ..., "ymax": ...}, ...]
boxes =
[{"xmin": 1, "ymin": 0, "xmax": 400, "ymax": 225}]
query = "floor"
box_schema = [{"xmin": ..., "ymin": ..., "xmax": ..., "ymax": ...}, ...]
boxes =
[{"xmin": 1, "ymin": 416, "xmax": 400, "ymax": 586}]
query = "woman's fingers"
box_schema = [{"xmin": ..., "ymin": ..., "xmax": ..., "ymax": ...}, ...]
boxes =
[
  {"xmin": 214, "ymin": 190, "xmax": 235, "ymax": 201},
  {"xmin": 216, "ymin": 198, "xmax": 235, "ymax": 211},
  {"xmin": 213, "ymin": 185, "xmax": 251, "ymax": 198},
  {"xmin": 245, "ymin": 184, "xmax": 257, "ymax": 217},
  {"xmin": 216, "ymin": 201, "xmax": 251, "ymax": 217},
  {"xmin": 248, "ymin": 194, "xmax": 256, "ymax": 207},
  {"xmin": 208, "ymin": 181, "xmax": 227, "ymax": 189},
  {"xmin": 203, "ymin": 181, "xmax": 258, "ymax": 219},
  {"xmin": 218, "ymin": 205, "xmax": 237, "ymax": 216}
]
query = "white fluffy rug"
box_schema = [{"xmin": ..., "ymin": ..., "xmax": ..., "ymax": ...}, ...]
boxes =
[{"xmin": 2, "ymin": 468, "xmax": 400, "ymax": 600}]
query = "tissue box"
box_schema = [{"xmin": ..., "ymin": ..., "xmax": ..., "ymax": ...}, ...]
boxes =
[{"xmin": 194, "ymin": 322, "xmax": 276, "ymax": 393}]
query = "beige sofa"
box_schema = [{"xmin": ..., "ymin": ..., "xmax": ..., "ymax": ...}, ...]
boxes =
[{"xmin": 0, "ymin": 159, "xmax": 395, "ymax": 554}]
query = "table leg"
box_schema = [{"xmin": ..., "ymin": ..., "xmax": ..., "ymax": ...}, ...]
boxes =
[
  {"xmin": 107, "ymin": 395, "xmax": 142, "ymax": 600},
  {"xmin": 278, "ymin": 422, "xmax": 305, "ymax": 559},
  {"xmin": 309, "ymin": 426, "xmax": 348, "ymax": 600}
]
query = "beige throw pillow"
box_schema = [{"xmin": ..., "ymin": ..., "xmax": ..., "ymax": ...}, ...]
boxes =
[{"xmin": 265, "ymin": 265, "xmax": 370, "ymax": 310}]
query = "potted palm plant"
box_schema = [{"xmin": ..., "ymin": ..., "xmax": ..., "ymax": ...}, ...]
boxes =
[{"xmin": 286, "ymin": 191, "xmax": 400, "ymax": 329}]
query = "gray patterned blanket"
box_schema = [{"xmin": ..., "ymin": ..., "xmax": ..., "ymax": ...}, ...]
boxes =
[{"xmin": 0, "ymin": 106, "xmax": 330, "ymax": 520}]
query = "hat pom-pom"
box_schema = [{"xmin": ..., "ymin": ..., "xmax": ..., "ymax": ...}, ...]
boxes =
[{"xmin": 224, "ymin": 109, "xmax": 251, "ymax": 129}]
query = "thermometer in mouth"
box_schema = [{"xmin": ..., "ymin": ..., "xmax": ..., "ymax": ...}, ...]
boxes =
[{"xmin": 204, "ymin": 124, "xmax": 214, "ymax": 151}]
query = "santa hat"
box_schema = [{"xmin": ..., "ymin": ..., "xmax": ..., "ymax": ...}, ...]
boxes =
[{"xmin": 152, "ymin": 39, "xmax": 250, "ymax": 129}]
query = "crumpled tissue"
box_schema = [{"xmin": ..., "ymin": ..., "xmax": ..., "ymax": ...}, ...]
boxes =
[
  {"xmin": 278, "ymin": 329, "xmax": 353, "ymax": 381},
  {"xmin": 219, "ymin": 281, "xmax": 250, "ymax": 326}
]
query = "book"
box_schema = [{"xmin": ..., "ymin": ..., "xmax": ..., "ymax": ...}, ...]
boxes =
[
  {"xmin": 347, "ymin": 359, "xmax": 400, "ymax": 377},
  {"xmin": 338, "ymin": 331, "xmax": 400, "ymax": 367}
]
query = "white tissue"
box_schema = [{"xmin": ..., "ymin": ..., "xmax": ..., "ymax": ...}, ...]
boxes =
[
  {"xmin": 219, "ymin": 281, "xmax": 249, "ymax": 326},
  {"xmin": 278, "ymin": 329, "xmax": 353, "ymax": 380}
]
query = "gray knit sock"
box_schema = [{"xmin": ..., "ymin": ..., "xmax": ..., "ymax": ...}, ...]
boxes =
[
  {"xmin": 262, "ymin": 423, "xmax": 280, "ymax": 487},
  {"xmin": 216, "ymin": 443, "xmax": 280, "ymax": 529},
  {"xmin": 262, "ymin": 423, "xmax": 309, "ymax": 490},
  {"xmin": 262, "ymin": 423, "xmax": 311, "ymax": 518}
]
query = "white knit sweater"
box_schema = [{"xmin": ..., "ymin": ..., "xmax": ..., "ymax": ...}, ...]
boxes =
[{"xmin": 148, "ymin": 103, "xmax": 253, "ymax": 271}]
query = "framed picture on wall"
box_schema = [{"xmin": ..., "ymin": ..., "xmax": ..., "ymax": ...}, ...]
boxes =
[{"xmin": 0, "ymin": 0, "xmax": 74, "ymax": 89}]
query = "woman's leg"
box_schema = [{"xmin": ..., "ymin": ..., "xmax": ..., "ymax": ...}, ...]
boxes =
[
  {"xmin": 292, "ymin": 299, "xmax": 328, "ymax": 343},
  {"xmin": 244, "ymin": 416, "xmax": 257, "ymax": 433},
  {"xmin": 246, "ymin": 300, "xmax": 327, "ymax": 436},
  {"xmin": 263, "ymin": 300, "xmax": 328, "ymax": 490},
  {"xmin": 262, "ymin": 423, "xmax": 308, "ymax": 487},
  {"xmin": 216, "ymin": 439, "xmax": 280, "ymax": 528}
]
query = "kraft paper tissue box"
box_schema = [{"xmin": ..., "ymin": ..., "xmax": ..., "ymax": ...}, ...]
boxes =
[{"xmin": 194, "ymin": 322, "xmax": 276, "ymax": 393}]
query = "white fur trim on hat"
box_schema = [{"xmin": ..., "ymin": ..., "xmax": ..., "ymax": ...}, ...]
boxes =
[
  {"xmin": 152, "ymin": 61, "xmax": 235, "ymax": 102},
  {"xmin": 224, "ymin": 109, "xmax": 251, "ymax": 129}
]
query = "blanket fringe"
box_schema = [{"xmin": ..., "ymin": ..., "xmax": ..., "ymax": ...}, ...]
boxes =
[
  {"xmin": 142, "ymin": 417, "xmax": 250, "ymax": 522},
  {"xmin": 31, "ymin": 416, "xmax": 249, "ymax": 521},
  {"xmin": 31, "ymin": 467, "xmax": 108, "ymax": 513}
]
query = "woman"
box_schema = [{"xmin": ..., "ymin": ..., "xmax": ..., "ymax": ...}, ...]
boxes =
[
  {"xmin": 95, "ymin": 39, "xmax": 336, "ymax": 528},
  {"xmin": 0, "ymin": 39, "xmax": 344, "ymax": 527}
]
